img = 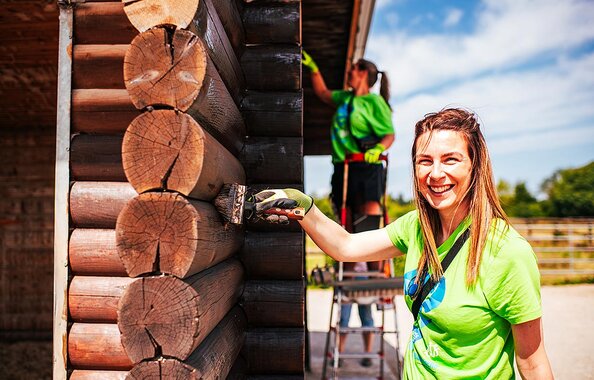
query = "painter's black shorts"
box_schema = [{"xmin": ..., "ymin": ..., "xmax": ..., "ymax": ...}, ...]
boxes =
[{"xmin": 330, "ymin": 162, "xmax": 385, "ymax": 211}]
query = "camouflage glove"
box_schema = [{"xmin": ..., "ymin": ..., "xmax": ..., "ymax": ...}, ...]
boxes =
[
  {"xmin": 364, "ymin": 143, "xmax": 386, "ymax": 164},
  {"xmin": 302, "ymin": 50, "xmax": 319, "ymax": 73},
  {"xmin": 254, "ymin": 188, "xmax": 313, "ymax": 224}
]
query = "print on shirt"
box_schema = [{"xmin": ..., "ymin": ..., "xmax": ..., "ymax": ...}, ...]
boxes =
[
  {"xmin": 332, "ymin": 101, "xmax": 352, "ymax": 146},
  {"xmin": 404, "ymin": 268, "xmax": 447, "ymax": 370}
]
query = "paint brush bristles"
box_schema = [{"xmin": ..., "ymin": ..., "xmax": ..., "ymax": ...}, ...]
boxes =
[{"xmin": 214, "ymin": 183, "xmax": 247, "ymax": 224}]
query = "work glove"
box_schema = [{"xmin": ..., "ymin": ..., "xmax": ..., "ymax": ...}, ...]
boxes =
[
  {"xmin": 302, "ymin": 50, "xmax": 319, "ymax": 73},
  {"xmin": 254, "ymin": 188, "xmax": 313, "ymax": 224},
  {"xmin": 364, "ymin": 143, "xmax": 386, "ymax": 164}
]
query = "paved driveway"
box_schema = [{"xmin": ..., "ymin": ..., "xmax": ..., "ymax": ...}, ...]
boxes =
[{"xmin": 306, "ymin": 284, "xmax": 594, "ymax": 379}]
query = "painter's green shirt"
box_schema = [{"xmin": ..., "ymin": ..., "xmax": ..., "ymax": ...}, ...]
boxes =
[
  {"xmin": 330, "ymin": 90, "xmax": 393, "ymax": 163},
  {"xmin": 385, "ymin": 211, "xmax": 542, "ymax": 379}
]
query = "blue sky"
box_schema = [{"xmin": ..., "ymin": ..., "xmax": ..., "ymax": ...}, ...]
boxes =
[{"xmin": 305, "ymin": 0, "xmax": 594, "ymax": 199}]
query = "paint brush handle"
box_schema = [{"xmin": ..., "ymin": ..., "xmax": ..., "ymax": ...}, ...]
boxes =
[{"xmin": 264, "ymin": 207, "xmax": 305, "ymax": 220}]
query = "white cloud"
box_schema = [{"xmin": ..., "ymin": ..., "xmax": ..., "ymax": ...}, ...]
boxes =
[
  {"xmin": 444, "ymin": 8, "xmax": 463, "ymax": 27},
  {"xmin": 306, "ymin": 0, "xmax": 594, "ymax": 199},
  {"xmin": 367, "ymin": 0, "xmax": 594, "ymax": 97}
]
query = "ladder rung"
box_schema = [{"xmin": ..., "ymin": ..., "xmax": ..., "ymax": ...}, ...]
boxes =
[
  {"xmin": 333, "ymin": 352, "xmax": 382, "ymax": 359},
  {"xmin": 333, "ymin": 326, "xmax": 383, "ymax": 333}
]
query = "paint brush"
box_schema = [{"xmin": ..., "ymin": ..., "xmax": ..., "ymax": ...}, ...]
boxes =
[{"xmin": 213, "ymin": 183, "xmax": 305, "ymax": 224}]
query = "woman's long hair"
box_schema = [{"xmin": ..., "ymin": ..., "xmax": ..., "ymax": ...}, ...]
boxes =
[
  {"xmin": 356, "ymin": 59, "xmax": 390, "ymax": 106},
  {"xmin": 412, "ymin": 108, "xmax": 509, "ymax": 285}
]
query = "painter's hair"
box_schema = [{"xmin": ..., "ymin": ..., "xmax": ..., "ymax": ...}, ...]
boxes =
[
  {"xmin": 356, "ymin": 59, "xmax": 390, "ymax": 106},
  {"xmin": 412, "ymin": 108, "xmax": 508, "ymax": 285}
]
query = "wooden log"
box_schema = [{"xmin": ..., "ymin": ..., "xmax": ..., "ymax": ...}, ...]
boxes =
[
  {"xmin": 69, "ymin": 276, "xmax": 136, "ymax": 323},
  {"xmin": 72, "ymin": 45, "xmax": 127, "ymax": 89},
  {"xmin": 241, "ymin": 232, "xmax": 303, "ymax": 280},
  {"xmin": 124, "ymin": 27, "xmax": 245, "ymax": 155},
  {"xmin": 117, "ymin": 259, "xmax": 244, "ymax": 363},
  {"xmin": 72, "ymin": 89, "xmax": 138, "ymax": 134},
  {"xmin": 122, "ymin": 0, "xmax": 200, "ymax": 31},
  {"xmin": 68, "ymin": 323, "xmax": 133, "ymax": 370},
  {"xmin": 116, "ymin": 192, "xmax": 243, "ymax": 278},
  {"xmin": 74, "ymin": 2, "xmax": 137, "ymax": 45},
  {"xmin": 70, "ymin": 370, "xmax": 128, "ymax": 380},
  {"xmin": 243, "ymin": 2, "xmax": 300, "ymax": 44},
  {"xmin": 70, "ymin": 134, "xmax": 125, "ymax": 181},
  {"xmin": 208, "ymin": 0, "xmax": 245, "ymax": 58},
  {"xmin": 244, "ymin": 328, "xmax": 303, "ymax": 374},
  {"xmin": 241, "ymin": 45, "xmax": 300, "ymax": 90},
  {"xmin": 70, "ymin": 182, "xmax": 136, "ymax": 228},
  {"xmin": 226, "ymin": 355, "xmax": 248, "ymax": 380},
  {"xmin": 122, "ymin": 110, "xmax": 245, "ymax": 200},
  {"xmin": 126, "ymin": 306, "xmax": 247, "ymax": 379},
  {"xmin": 241, "ymin": 137, "xmax": 303, "ymax": 184},
  {"xmin": 241, "ymin": 91, "xmax": 302, "ymax": 137},
  {"xmin": 242, "ymin": 281, "xmax": 304, "ymax": 327},
  {"xmin": 69, "ymin": 229, "xmax": 127, "ymax": 276}
]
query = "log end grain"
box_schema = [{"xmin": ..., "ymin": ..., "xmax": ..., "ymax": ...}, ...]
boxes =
[
  {"xmin": 126, "ymin": 359, "xmax": 195, "ymax": 380},
  {"xmin": 122, "ymin": 110, "xmax": 205, "ymax": 196},
  {"xmin": 115, "ymin": 192, "xmax": 199, "ymax": 277},
  {"xmin": 124, "ymin": 28, "xmax": 206, "ymax": 111},
  {"xmin": 123, "ymin": 0, "xmax": 200, "ymax": 32},
  {"xmin": 117, "ymin": 276, "xmax": 199, "ymax": 363}
]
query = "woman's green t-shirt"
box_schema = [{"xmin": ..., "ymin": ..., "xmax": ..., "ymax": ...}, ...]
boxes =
[
  {"xmin": 330, "ymin": 90, "xmax": 393, "ymax": 163},
  {"xmin": 385, "ymin": 210, "xmax": 542, "ymax": 379}
]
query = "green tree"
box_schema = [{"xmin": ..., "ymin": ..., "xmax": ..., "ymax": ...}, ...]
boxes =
[
  {"xmin": 541, "ymin": 161, "xmax": 594, "ymax": 217},
  {"xmin": 499, "ymin": 180, "xmax": 545, "ymax": 217}
]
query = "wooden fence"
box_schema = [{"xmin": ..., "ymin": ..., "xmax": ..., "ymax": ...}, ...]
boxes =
[{"xmin": 511, "ymin": 218, "xmax": 594, "ymax": 276}]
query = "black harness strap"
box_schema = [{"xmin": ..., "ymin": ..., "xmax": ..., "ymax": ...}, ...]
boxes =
[{"xmin": 411, "ymin": 227, "xmax": 471, "ymax": 320}]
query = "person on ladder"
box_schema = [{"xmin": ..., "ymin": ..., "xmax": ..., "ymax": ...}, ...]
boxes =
[{"xmin": 302, "ymin": 50, "xmax": 395, "ymax": 367}]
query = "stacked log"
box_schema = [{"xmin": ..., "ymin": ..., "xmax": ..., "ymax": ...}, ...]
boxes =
[
  {"xmin": 67, "ymin": 0, "xmax": 250, "ymax": 377},
  {"xmin": 239, "ymin": 0, "xmax": 305, "ymax": 376}
]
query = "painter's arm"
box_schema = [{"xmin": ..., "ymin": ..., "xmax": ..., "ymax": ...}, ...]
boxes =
[{"xmin": 299, "ymin": 204, "xmax": 401, "ymax": 262}]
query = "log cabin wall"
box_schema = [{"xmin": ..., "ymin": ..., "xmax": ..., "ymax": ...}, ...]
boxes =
[
  {"xmin": 54, "ymin": 0, "xmax": 304, "ymax": 378},
  {"xmin": 0, "ymin": 0, "xmax": 59, "ymax": 340},
  {"xmin": 239, "ymin": 0, "xmax": 305, "ymax": 376}
]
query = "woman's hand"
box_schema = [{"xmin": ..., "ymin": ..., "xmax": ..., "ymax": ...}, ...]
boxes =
[{"xmin": 302, "ymin": 50, "xmax": 319, "ymax": 73}]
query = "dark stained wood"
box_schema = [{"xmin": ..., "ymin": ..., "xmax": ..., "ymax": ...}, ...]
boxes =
[
  {"xmin": 72, "ymin": 89, "xmax": 138, "ymax": 134},
  {"xmin": 126, "ymin": 306, "xmax": 247, "ymax": 380},
  {"xmin": 69, "ymin": 276, "xmax": 136, "ymax": 323},
  {"xmin": 115, "ymin": 192, "xmax": 243, "ymax": 278},
  {"xmin": 68, "ymin": 323, "xmax": 133, "ymax": 370},
  {"xmin": 241, "ymin": 232, "xmax": 303, "ymax": 280},
  {"xmin": 122, "ymin": 110, "xmax": 245, "ymax": 200},
  {"xmin": 241, "ymin": 45, "xmax": 301, "ymax": 91},
  {"xmin": 72, "ymin": 44, "xmax": 127, "ymax": 89},
  {"xmin": 189, "ymin": 0, "xmax": 245, "ymax": 103},
  {"xmin": 70, "ymin": 134, "xmax": 125, "ymax": 182},
  {"xmin": 74, "ymin": 2, "xmax": 137, "ymax": 45},
  {"xmin": 242, "ymin": 91, "xmax": 302, "ymax": 137},
  {"xmin": 69, "ymin": 229, "xmax": 127, "ymax": 276},
  {"xmin": 208, "ymin": 0, "xmax": 245, "ymax": 58},
  {"xmin": 243, "ymin": 2, "xmax": 300, "ymax": 45},
  {"xmin": 241, "ymin": 137, "xmax": 303, "ymax": 184},
  {"xmin": 118, "ymin": 259, "xmax": 244, "ymax": 363},
  {"xmin": 70, "ymin": 182, "xmax": 136, "ymax": 229},
  {"xmin": 243, "ymin": 328, "xmax": 304, "ymax": 374},
  {"xmin": 124, "ymin": 28, "xmax": 245, "ymax": 155},
  {"xmin": 242, "ymin": 281, "xmax": 304, "ymax": 327}
]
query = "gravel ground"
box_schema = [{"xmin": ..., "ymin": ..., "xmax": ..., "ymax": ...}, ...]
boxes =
[
  {"xmin": 1, "ymin": 284, "xmax": 591, "ymax": 379},
  {"xmin": 307, "ymin": 284, "xmax": 594, "ymax": 379}
]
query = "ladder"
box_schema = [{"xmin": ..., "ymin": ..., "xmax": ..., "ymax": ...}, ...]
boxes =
[{"xmin": 321, "ymin": 271, "xmax": 404, "ymax": 379}]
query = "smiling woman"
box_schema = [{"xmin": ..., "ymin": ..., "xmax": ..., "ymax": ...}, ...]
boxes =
[{"xmin": 254, "ymin": 107, "xmax": 554, "ymax": 379}]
